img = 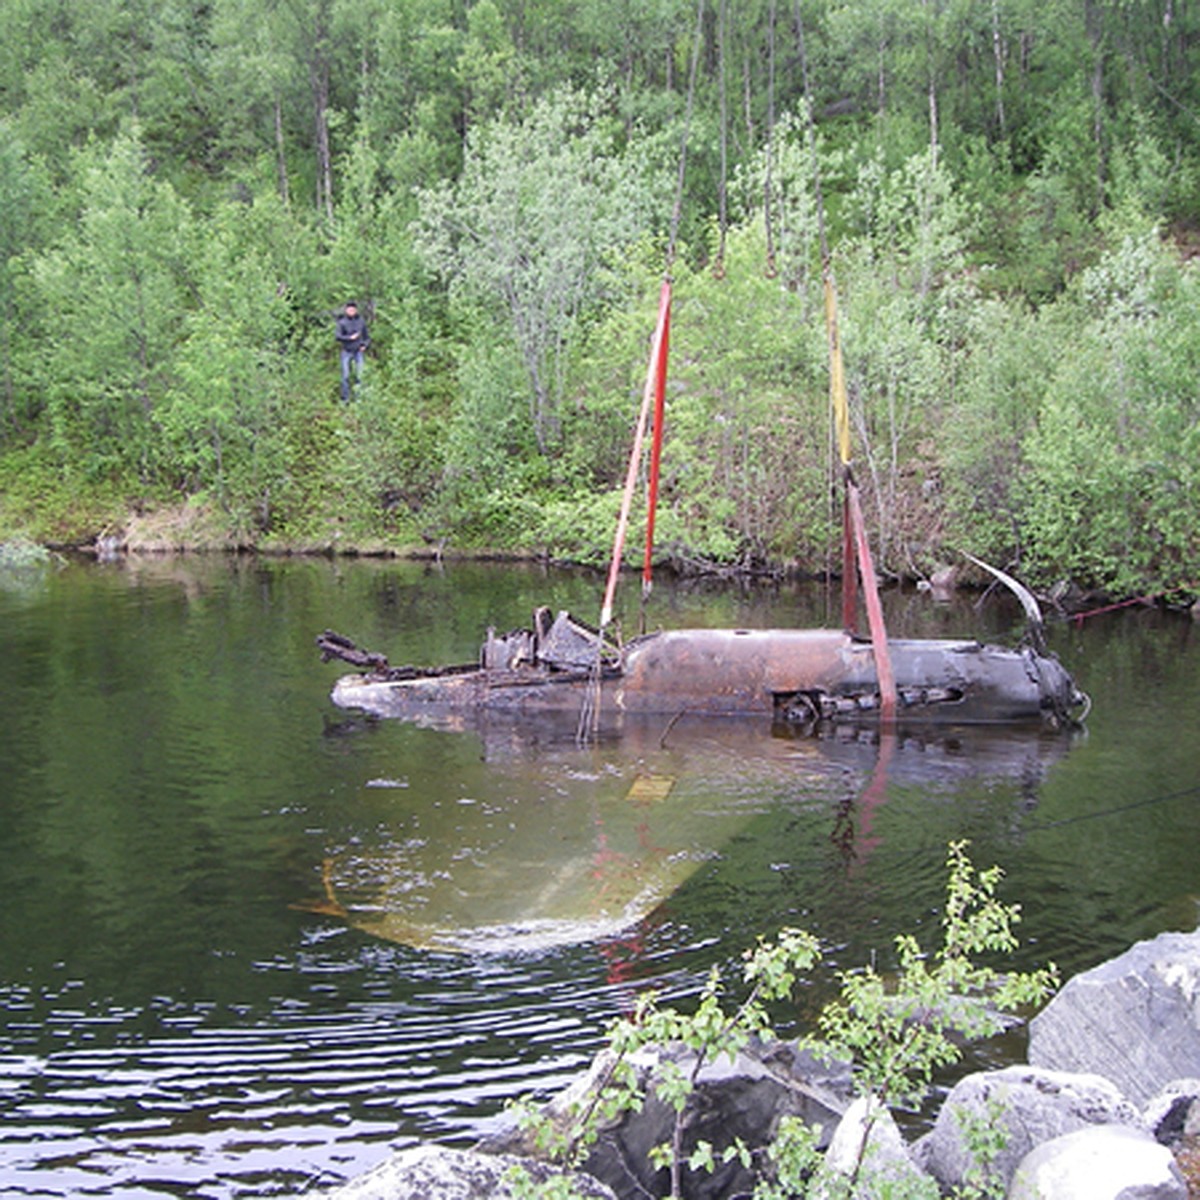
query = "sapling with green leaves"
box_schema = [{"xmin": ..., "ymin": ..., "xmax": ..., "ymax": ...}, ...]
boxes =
[
  {"xmin": 766, "ymin": 841, "xmax": 1057, "ymax": 1198},
  {"xmin": 505, "ymin": 842, "xmax": 1057, "ymax": 1200},
  {"xmin": 816, "ymin": 841, "xmax": 1057, "ymax": 1111}
]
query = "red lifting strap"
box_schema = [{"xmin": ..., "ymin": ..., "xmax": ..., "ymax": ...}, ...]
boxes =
[
  {"xmin": 643, "ymin": 282, "xmax": 672, "ymax": 595},
  {"xmin": 846, "ymin": 480, "xmax": 897, "ymax": 723}
]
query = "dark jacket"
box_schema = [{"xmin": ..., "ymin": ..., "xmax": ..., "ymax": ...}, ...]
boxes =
[{"xmin": 336, "ymin": 312, "xmax": 369, "ymax": 352}]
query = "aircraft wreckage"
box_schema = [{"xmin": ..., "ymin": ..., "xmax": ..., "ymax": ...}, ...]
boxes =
[
  {"xmin": 311, "ymin": 603, "xmax": 1085, "ymax": 954},
  {"xmin": 318, "ymin": 278, "xmax": 1088, "ymax": 734},
  {"xmin": 306, "ymin": 282, "xmax": 1088, "ymax": 956},
  {"xmin": 317, "ymin": 599, "xmax": 1088, "ymax": 731}
]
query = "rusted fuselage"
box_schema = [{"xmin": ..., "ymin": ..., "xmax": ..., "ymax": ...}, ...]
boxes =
[{"xmin": 324, "ymin": 611, "xmax": 1087, "ymax": 729}]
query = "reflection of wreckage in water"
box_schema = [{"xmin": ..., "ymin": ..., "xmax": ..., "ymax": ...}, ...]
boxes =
[
  {"xmin": 317, "ymin": 603, "xmax": 1088, "ymax": 731},
  {"xmin": 298, "ymin": 716, "xmax": 1079, "ymax": 955}
]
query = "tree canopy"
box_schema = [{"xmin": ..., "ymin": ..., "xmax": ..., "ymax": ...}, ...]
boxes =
[{"xmin": 1, "ymin": 0, "xmax": 1198, "ymax": 598}]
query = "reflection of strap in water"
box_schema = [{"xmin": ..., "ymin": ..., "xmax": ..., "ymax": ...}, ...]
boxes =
[{"xmin": 830, "ymin": 732, "xmax": 895, "ymax": 872}]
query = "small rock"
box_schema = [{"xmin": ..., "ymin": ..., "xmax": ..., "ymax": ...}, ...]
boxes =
[
  {"xmin": 1007, "ymin": 1124, "xmax": 1186, "ymax": 1200},
  {"xmin": 1145, "ymin": 1079, "xmax": 1200, "ymax": 1145},
  {"xmin": 323, "ymin": 1144, "xmax": 616, "ymax": 1199},
  {"xmin": 912, "ymin": 1065, "xmax": 1141, "ymax": 1194},
  {"xmin": 816, "ymin": 1095, "xmax": 932, "ymax": 1199}
]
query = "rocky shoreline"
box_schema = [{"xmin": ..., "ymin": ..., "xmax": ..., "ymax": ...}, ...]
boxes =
[{"xmin": 324, "ymin": 927, "xmax": 1200, "ymax": 1199}]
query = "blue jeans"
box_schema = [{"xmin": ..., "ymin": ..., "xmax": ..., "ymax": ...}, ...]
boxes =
[{"xmin": 340, "ymin": 347, "xmax": 364, "ymax": 401}]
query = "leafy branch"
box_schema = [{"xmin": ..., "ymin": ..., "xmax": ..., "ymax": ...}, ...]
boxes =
[{"xmin": 506, "ymin": 841, "xmax": 1058, "ymax": 1200}]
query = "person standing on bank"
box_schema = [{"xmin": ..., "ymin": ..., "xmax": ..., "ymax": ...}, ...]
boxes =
[{"xmin": 335, "ymin": 301, "xmax": 370, "ymax": 401}]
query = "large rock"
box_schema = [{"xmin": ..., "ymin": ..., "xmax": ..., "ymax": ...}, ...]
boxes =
[
  {"xmin": 912, "ymin": 1065, "xmax": 1141, "ymax": 1194},
  {"xmin": 1007, "ymin": 1124, "xmax": 1186, "ymax": 1200},
  {"xmin": 816, "ymin": 1096, "xmax": 932, "ymax": 1199},
  {"xmin": 324, "ymin": 1144, "xmax": 616, "ymax": 1199},
  {"xmin": 1028, "ymin": 929, "xmax": 1200, "ymax": 1107},
  {"xmin": 482, "ymin": 1038, "xmax": 851, "ymax": 1200}
]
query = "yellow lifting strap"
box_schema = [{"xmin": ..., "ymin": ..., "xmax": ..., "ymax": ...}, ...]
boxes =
[{"xmin": 824, "ymin": 272, "xmax": 852, "ymax": 468}]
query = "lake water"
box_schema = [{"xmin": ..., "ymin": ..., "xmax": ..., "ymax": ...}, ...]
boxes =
[{"xmin": 1, "ymin": 554, "xmax": 1197, "ymax": 1198}]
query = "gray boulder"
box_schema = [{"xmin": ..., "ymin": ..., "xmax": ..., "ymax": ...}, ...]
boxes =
[
  {"xmin": 482, "ymin": 1038, "xmax": 851, "ymax": 1200},
  {"xmin": 1007, "ymin": 1124, "xmax": 1186, "ymax": 1200},
  {"xmin": 1028, "ymin": 929, "xmax": 1200, "ymax": 1107},
  {"xmin": 816, "ymin": 1096, "xmax": 933, "ymax": 1199},
  {"xmin": 912, "ymin": 1064, "xmax": 1141, "ymax": 1194},
  {"xmin": 323, "ymin": 1144, "xmax": 616, "ymax": 1199}
]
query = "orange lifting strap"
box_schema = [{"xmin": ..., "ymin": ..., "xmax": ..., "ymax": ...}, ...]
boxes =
[
  {"xmin": 600, "ymin": 278, "xmax": 672, "ymax": 631},
  {"xmin": 824, "ymin": 273, "xmax": 897, "ymax": 723}
]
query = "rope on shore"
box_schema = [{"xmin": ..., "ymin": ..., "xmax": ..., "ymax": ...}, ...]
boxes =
[{"xmin": 1068, "ymin": 581, "xmax": 1200, "ymax": 624}]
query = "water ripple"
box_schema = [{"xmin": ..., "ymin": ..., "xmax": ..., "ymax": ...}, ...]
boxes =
[{"xmin": 0, "ymin": 959, "xmax": 618, "ymax": 1198}]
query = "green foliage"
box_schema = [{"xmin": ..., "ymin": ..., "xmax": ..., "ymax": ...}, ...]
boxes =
[
  {"xmin": 1021, "ymin": 229, "xmax": 1200, "ymax": 593},
  {"xmin": 1003, "ymin": 170, "xmax": 1099, "ymax": 301},
  {"xmin": 939, "ymin": 297, "xmax": 1055, "ymax": 565},
  {"xmin": 952, "ymin": 1097, "xmax": 1011, "ymax": 1200},
  {"xmin": 0, "ymin": 0, "xmax": 1198, "ymax": 593},
  {"xmin": 264, "ymin": 382, "xmax": 348, "ymax": 546},
  {"xmin": 652, "ymin": 228, "xmax": 834, "ymax": 568},
  {"xmin": 815, "ymin": 842, "xmax": 1057, "ymax": 1113},
  {"xmin": 828, "ymin": 152, "xmax": 975, "ymax": 573},
  {"xmin": 341, "ymin": 383, "xmax": 444, "ymax": 538},
  {"xmin": 727, "ymin": 108, "xmax": 828, "ymax": 292},
  {"xmin": 30, "ymin": 127, "xmax": 193, "ymax": 482},
  {"xmin": 0, "ymin": 441, "xmax": 140, "ymax": 543},
  {"xmin": 413, "ymin": 84, "xmax": 669, "ymax": 453},
  {"xmin": 0, "ymin": 536, "xmax": 53, "ymax": 570},
  {"xmin": 505, "ymin": 842, "xmax": 1056, "ymax": 1200},
  {"xmin": 162, "ymin": 199, "xmax": 294, "ymax": 531},
  {"xmin": 0, "ymin": 120, "xmax": 52, "ymax": 435},
  {"xmin": 1106, "ymin": 109, "xmax": 1190, "ymax": 226},
  {"xmin": 502, "ymin": 1163, "xmax": 584, "ymax": 1200}
]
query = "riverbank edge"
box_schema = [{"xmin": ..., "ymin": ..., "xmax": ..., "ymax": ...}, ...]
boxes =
[
  {"xmin": 31, "ymin": 537, "xmax": 1200, "ymax": 620},
  {"xmin": 4, "ymin": 503, "xmax": 1197, "ymax": 614}
]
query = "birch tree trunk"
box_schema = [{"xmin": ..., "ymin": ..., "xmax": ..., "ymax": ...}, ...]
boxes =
[
  {"xmin": 991, "ymin": 0, "xmax": 1006, "ymax": 137},
  {"xmin": 274, "ymin": 97, "xmax": 291, "ymax": 209}
]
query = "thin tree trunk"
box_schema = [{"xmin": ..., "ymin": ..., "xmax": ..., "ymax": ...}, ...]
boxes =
[
  {"xmin": 312, "ymin": 55, "xmax": 334, "ymax": 222},
  {"xmin": 274, "ymin": 97, "xmax": 291, "ymax": 209},
  {"xmin": 876, "ymin": 16, "xmax": 887, "ymax": 115},
  {"xmin": 308, "ymin": 0, "xmax": 334, "ymax": 224},
  {"xmin": 991, "ymin": 0, "xmax": 1006, "ymax": 137},
  {"xmin": 924, "ymin": 0, "xmax": 939, "ymax": 169},
  {"xmin": 742, "ymin": 51, "xmax": 755, "ymax": 151},
  {"xmin": 928, "ymin": 72, "xmax": 939, "ymax": 169},
  {"xmin": 1085, "ymin": 0, "xmax": 1107, "ymax": 215},
  {"xmin": 1, "ymin": 304, "xmax": 14, "ymax": 433}
]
